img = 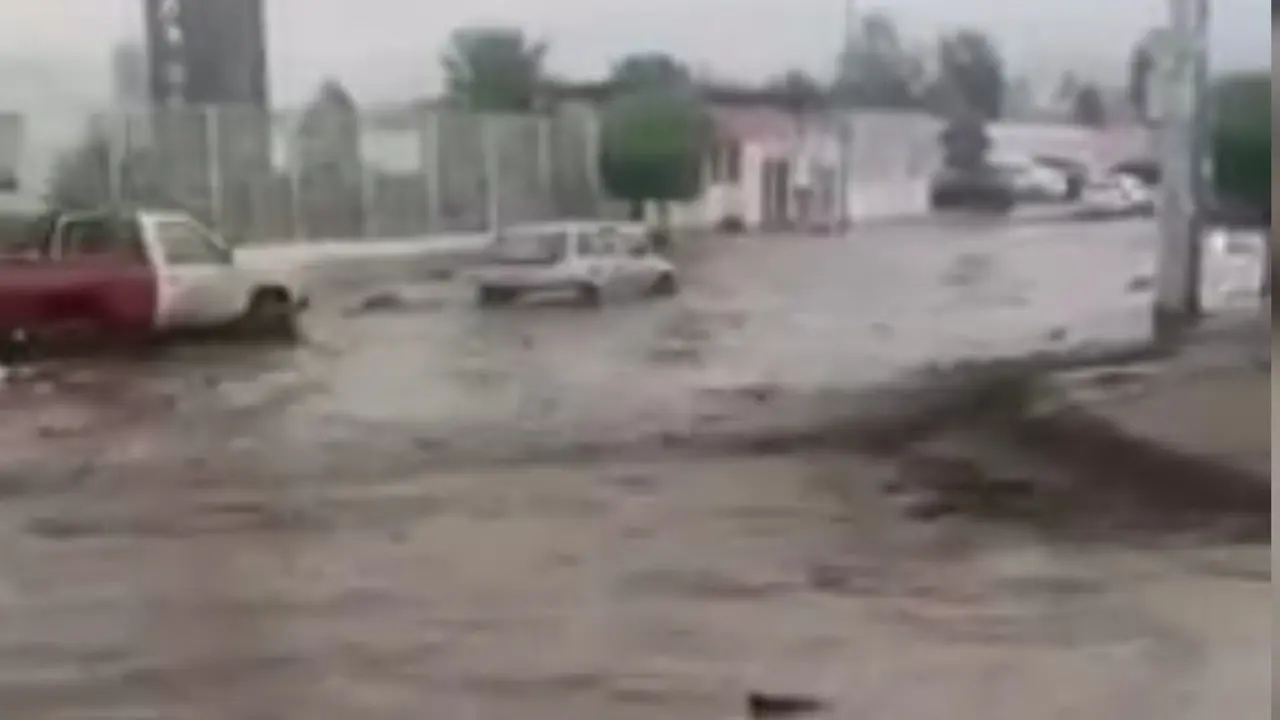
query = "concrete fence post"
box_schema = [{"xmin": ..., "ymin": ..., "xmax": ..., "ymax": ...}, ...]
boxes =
[
  {"xmin": 483, "ymin": 115, "xmax": 501, "ymax": 232},
  {"xmin": 536, "ymin": 114, "xmax": 553, "ymax": 219},
  {"xmin": 102, "ymin": 112, "xmax": 124, "ymax": 207},
  {"xmin": 424, "ymin": 109, "xmax": 443, "ymax": 233},
  {"xmin": 204, "ymin": 106, "xmax": 223, "ymax": 231}
]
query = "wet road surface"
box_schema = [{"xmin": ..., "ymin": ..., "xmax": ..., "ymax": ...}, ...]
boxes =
[{"xmin": 0, "ymin": 219, "xmax": 1267, "ymax": 718}]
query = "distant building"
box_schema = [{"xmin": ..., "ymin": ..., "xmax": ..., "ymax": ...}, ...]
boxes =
[
  {"xmin": 141, "ymin": 0, "xmax": 272, "ymax": 233},
  {"xmin": 143, "ymin": 0, "xmax": 269, "ymax": 107}
]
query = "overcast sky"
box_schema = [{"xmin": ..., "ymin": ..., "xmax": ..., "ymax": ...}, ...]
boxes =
[{"xmin": 2, "ymin": 0, "xmax": 1272, "ymax": 107}]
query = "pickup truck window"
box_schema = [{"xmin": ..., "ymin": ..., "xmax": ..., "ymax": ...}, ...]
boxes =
[
  {"xmin": 60, "ymin": 218, "xmax": 148, "ymax": 263},
  {"xmin": 155, "ymin": 220, "xmax": 228, "ymax": 265}
]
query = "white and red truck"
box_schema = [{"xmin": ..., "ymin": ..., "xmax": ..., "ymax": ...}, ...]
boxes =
[{"xmin": 0, "ymin": 208, "xmax": 309, "ymax": 349}]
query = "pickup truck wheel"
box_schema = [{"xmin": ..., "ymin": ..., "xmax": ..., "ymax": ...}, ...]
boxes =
[
  {"xmin": 476, "ymin": 286, "xmax": 518, "ymax": 306},
  {"xmin": 649, "ymin": 273, "xmax": 678, "ymax": 297},
  {"xmin": 243, "ymin": 288, "xmax": 300, "ymax": 342}
]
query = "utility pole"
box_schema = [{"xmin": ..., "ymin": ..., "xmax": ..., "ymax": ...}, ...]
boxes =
[
  {"xmin": 834, "ymin": 0, "xmax": 855, "ymax": 231},
  {"xmin": 1153, "ymin": 0, "xmax": 1210, "ymax": 341}
]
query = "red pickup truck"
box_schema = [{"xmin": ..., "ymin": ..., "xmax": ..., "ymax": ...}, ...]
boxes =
[{"xmin": 0, "ymin": 209, "xmax": 309, "ymax": 351}]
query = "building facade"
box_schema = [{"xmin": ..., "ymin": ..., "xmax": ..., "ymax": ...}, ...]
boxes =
[{"xmin": 143, "ymin": 0, "xmax": 269, "ymax": 107}]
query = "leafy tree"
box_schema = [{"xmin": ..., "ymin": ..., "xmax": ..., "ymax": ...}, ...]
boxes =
[
  {"xmin": 296, "ymin": 79, "xmax": 361, "ymax": 175},
  {"xmin": 1054, "ymin": 71, "xmax": 1082, "ymax": 106},
  {"xmin": 609, "ymin": 53, "xmax": 691, "ymax": 92},
  {"xmin": 294, "ymin": 79, "xmax": 364, "ymax": 237},
  {"xmin": 835, "ymin": 12, "xmax": 921, "ymax": 108},
  {"xmin": 443, "ymin": 26, "xmax": 547, "ymax": 112},
  {"xmin": 1127, "ymin": 41, "xmax": 1155, "ymax": 123},
  {"xmin": 934, "ymin": 30, "xmax": 1006, "ymax": 120},
  {"xmin": 1072, "ymin": 84, "xmax": 1107, "ymax": 127},
  {"xmin": 769, "ymin": 69, "xmax": 828, "ymax": 117},
  {"xmin": 598, "ymin": 87, "xmax": 710, "ymax": 223},
  {"xmin": 938, "ymin": 111, "xmax": 991, "ymax": 171},
  {"xmin": 47, "ymin": 125, "xmax": 168, "ymax": 210},
  {"xmin": 1210, "ymin": 72, "xmax": 1270, "ymax": 221}
]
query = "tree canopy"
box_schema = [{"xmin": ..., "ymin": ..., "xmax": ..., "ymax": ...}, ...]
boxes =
[
  {"xmin": 598, "ymin": 84, "xmax": 710, "ymax": 212},
  {"xmin": 835, "ymin": 13, "xmax": 922, "ymax": 108},
  {"xmin": 443, "ymin": 26, "xmax": 547, "ymax": 112},
  {"xmin": 933, "ymin": 30, "xmax": 1006, "ymax": 120},
  {"xmin": 609, "ymin": 53, "xmax": 692, "ymax": 93},
  {"xmin": 1071, "ymin": 84, "xmax": 1107, "ymax": 127},
  {"xmin": 1210, "ymin": 72, "xmax": 1270, "ymax": 217}
]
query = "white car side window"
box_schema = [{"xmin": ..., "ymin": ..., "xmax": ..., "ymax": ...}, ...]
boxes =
[
  {"xmin": 156, "ymin": 221, "xmax": 227, "ymax": 265},
  {"xmin": 579, "ymin": 233, "xmax": 613, "ymax": 257}
]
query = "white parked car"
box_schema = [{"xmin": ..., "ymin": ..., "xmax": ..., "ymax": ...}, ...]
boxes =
[
  {"xmin": 1078, "ymin": 173, "xmax": 1155, "ymax": 217},
  {"xmin": 469, "ymin": 221, "xmax": 678, "ymax": 306},
  {"xmin": 990, "ymin": 156, "xmax": 1070, "ymax": 202}
]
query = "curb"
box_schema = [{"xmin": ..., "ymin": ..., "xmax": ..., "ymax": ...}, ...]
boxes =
[{"xmin": 1005, "ymin": 378, "xmax": 1270, "ymax": 515}]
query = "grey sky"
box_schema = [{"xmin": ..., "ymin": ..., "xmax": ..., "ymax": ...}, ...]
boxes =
[{"xmin": 2, "ymin": 0, "xmax": 1271, "ymax": 107}]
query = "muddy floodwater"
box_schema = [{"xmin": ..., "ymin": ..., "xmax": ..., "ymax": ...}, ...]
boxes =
[{"xmin": 0, "ymin": 221, "xmax": 1268, "ymax": 718}]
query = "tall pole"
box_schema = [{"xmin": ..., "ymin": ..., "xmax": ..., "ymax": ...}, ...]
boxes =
[
  {"xmin": 1153, "ymin": 0, "xmax": 1210, "ymax": 341},
  {"xmin": 835, "ymin": 0, "xmax": 855, "ymax": 231}
]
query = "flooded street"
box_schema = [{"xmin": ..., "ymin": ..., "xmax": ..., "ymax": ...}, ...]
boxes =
[{"xmin": 0, "ymin": 220, "xmax": 1267, "ymax": 718}]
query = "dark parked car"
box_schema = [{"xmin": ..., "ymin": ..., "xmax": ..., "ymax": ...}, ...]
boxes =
[{"xmin": 929, "ymin": 165, "xmax": 1016, "ymax": 213}]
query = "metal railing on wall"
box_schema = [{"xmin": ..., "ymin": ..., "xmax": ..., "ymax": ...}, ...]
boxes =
[{"xmin": 29, "ymin": 103, "xmax": 617, "ymax": 243}]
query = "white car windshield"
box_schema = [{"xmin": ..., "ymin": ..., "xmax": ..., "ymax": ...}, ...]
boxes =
[{"xmin": 490, "ymin": 230, "xmax": 569, "ymax": 264}]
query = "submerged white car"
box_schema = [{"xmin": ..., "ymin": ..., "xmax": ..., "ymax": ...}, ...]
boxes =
[{"xmin": 469, "ymin": 221, "xmax": 678, "ymax": 306}]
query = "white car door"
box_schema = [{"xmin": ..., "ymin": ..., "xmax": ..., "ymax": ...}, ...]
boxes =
[
  {"xmin": 575, "ymin": 231, "xmax": 621, "ymax": 294},
  {"xmin": 149, "ymin": 218, "xmax": 252, "ymax": 328},
  {"xmin": 618, "ymin": 233, "xmax": 663, "ymax": 294}
]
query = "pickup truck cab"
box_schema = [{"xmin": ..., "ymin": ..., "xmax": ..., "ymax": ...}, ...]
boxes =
[{"xmin": 0, "ymin": 209, "xmax": 308, "ymax": 346}]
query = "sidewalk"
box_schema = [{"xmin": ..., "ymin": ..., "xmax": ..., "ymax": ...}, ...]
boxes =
[
  {"xmin": 1022, "ymin": 311, "xmax": 1270, "ymax": 510},
  {"xmin": 239, "ymin": 233, "xmax": 490, "ymax": 291}
]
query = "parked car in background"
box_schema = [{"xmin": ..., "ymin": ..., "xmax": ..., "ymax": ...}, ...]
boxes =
[
  {"xmin": 468, "ymin": 221, "xmax": 678, "ymax": 307},
  {"xmin": 1032, "ymin": 155, "xmax": 1089, "ymax": 201},
  {"xmin": 1108, "ymin": 158, "xmax": 1162, "ymax": 188},
  {"xmin": 1076, "ymin": 173, "xmax": 1156, "ymax": 218},
  {"xmin": 988, "ymin": 155, "xmax": 1070, "ymax": 202},
  {"xmin": 928, "ymin": 166, "xmax": 1017, "ymax": 213},
  {"xmin": 0, "ymin": 208, "xmax": 309, "ymax": 349}
]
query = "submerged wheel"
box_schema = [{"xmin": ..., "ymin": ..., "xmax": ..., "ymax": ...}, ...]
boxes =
[
  {"xmin": 577, "ymin": 283, "xmax": 602, "ymax": 307},
  {"xmin": 243, "ymin": 288, "xmax": 300, "ymax": 342},
  {"xmin": 650, "ymin": 273, "xmax": 678, "ymax": 297}
]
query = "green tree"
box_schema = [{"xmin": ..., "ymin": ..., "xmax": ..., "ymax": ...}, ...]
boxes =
[
  {"xmin": 47, "ymin": 124, "xmax": 168, "ymax": 211},
  {"xmin": 1210, "ymin": 72, "xmax": 1270, "ymax": 220},
  {"xmin": 295, "ymin": 79, "xmax": 364, "ymax": 238},
  {"xmin": 835, "ymin": 12, "xmax": 921, "ymax": 108},
  {"xmin": 938, "ymin": 111, "xmax": 991, "ymax": 171},
  {"xmin": 609, "ymin": 53, "xmax": 691, "ymax": 92},
  {"xmin": 770, "ymin": 69, "xmax": 828, "ymax": 116},
  {"xmin": 934, "ymin": 30, "xmax": 1006, "ymax": 120},
  {"xmin": 598, "ymin": 87, "xmax": 710, "ymax": 224},
  {"xmin": 1072, "ymin": 84, "xmax": 1107, "ymax": 127},
  {"xmin": 1127, "ymin": 41, "xmax": 1155, "ymax": 123},
  {"xmin": 443, "ymin": 26, "xmax": 546, "ymax": 112}
]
